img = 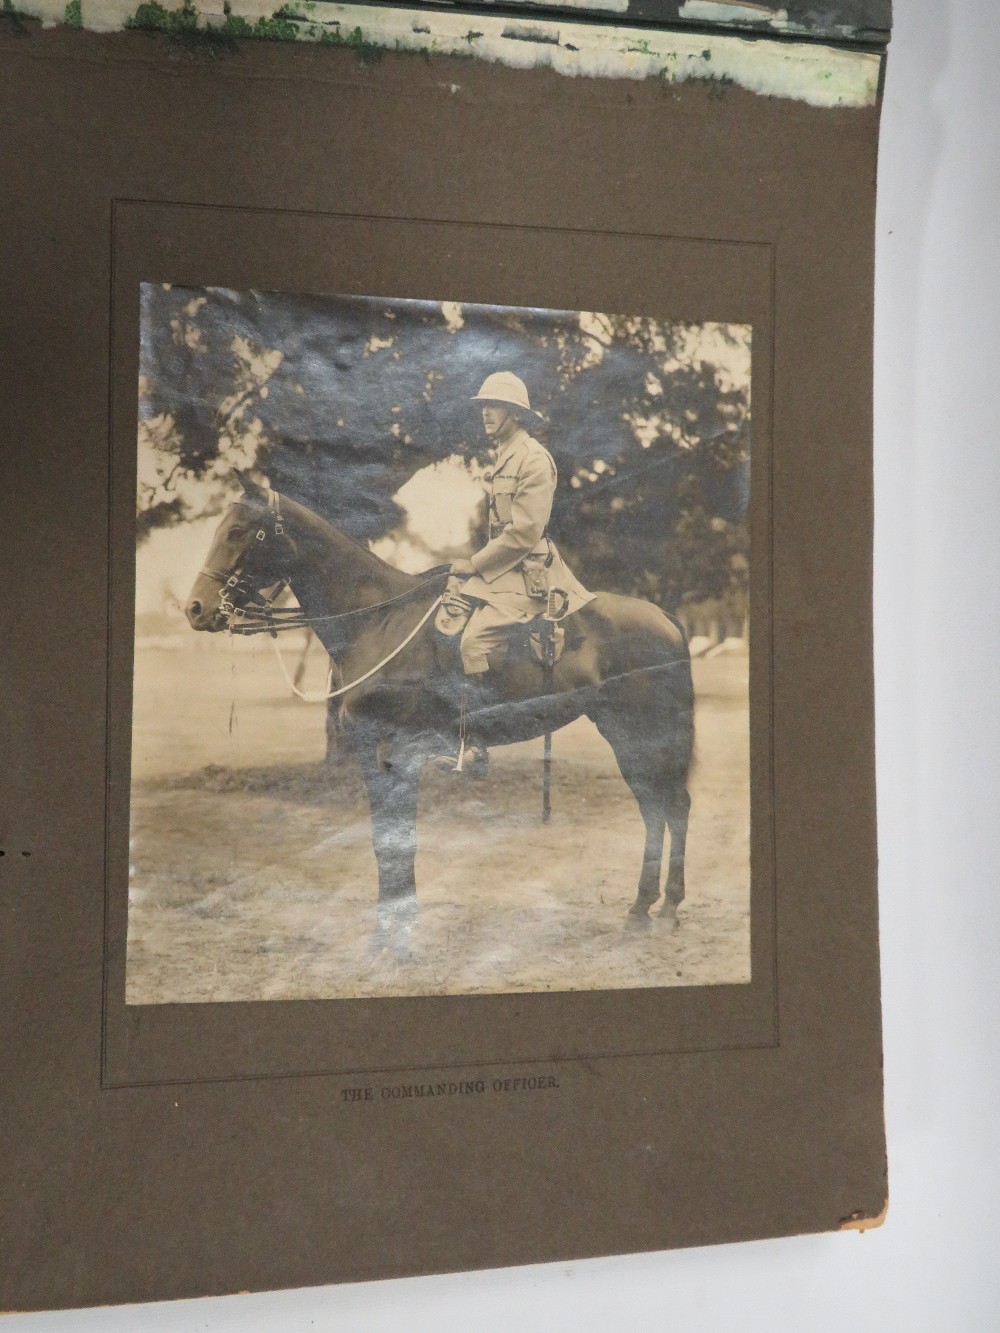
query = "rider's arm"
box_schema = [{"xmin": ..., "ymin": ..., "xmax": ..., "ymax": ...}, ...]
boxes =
[{"xmin": 468, "ymin": 449, "xmax": 554, "ymax": 584}]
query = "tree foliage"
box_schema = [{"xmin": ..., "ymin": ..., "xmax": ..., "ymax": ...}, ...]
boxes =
[{"xmin": 138, "ymin": 285, "xmax": 750, "ymax": 610}]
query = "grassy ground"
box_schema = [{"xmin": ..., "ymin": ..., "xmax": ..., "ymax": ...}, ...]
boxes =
[{"xmin": 126, "ymin": 634, "xmax": 750, "ymax": 1001}]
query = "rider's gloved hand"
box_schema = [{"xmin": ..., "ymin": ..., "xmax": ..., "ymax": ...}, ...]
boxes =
[{"xmin": 450, "ymin": 558, "xmax": 475, "ymax": 578}]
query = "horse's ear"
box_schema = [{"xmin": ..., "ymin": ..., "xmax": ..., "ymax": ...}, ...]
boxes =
[{"xmin": 234, "ymin": 468, "xmax": 267, "ymax": 501}]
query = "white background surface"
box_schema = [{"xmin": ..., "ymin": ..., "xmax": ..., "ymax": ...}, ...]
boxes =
[{"xmin": 9, "ymin": 1, "xmax": 1000, "ymax": 1326}]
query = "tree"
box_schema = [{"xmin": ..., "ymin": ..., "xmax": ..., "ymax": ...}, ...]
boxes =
[{"xmin": 137, "ymin": 286, "xmax": 750, "ymax": 610}]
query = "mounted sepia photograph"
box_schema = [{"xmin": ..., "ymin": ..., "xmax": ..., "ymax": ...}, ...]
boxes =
[{"xmin": 128, "ymin": 286, "xmax": 751, "ymax": 1003}]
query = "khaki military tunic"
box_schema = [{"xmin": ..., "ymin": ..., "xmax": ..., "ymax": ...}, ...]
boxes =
[{"xmin": 458, "ymin": 427, "xmax": 594, "ymax": 673}]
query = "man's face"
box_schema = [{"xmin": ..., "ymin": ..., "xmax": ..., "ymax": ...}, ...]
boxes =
[{"xmin": 481, "ymin": 403, "xmax": 512, "ymax": 439}]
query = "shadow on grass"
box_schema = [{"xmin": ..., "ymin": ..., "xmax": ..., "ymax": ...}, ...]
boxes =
[{"xmin": 139, "ymin": 760, "xmax": 364, "ymax": 806}]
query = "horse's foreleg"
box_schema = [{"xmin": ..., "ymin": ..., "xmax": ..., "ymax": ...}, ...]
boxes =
[{"xmin": 357, "ymin": 743, "xmax": 419, "ymax": 939}]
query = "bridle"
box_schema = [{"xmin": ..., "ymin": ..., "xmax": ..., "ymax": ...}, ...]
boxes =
[
  {"xmin": 198, "ymin": 489, "xmax": 447, "ymax": 701},
  {"xmin": 198, "ymin": 490, "xmax": 303, "ymax": 632},
  {"xmin": 201, "ymin": 489, "xmax": 447, "ymax": 637}
]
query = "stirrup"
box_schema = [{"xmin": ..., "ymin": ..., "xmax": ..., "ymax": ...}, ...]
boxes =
[{"xmin": 429, "ymin": 738, "xmax": 488, "ymax": 779}]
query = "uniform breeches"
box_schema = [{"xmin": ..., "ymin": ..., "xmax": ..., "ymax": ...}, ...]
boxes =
[{"xmin": 459, "ymin": 602, "xmax": 530, "ymax": 674}]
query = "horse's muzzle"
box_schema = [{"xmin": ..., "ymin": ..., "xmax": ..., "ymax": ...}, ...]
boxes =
[{"xmin": 186, "ymin": 598, "xmax": 226, "ymax": 632}]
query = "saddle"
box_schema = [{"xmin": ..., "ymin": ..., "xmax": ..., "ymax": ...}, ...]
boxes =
[{"xmin": 435, "ymin": 580, "xmax": 575, "ymax": 667}]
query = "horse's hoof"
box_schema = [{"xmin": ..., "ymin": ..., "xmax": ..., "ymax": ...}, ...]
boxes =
[
  {"xmin": 625, "ymin": 906, "xmax": 652, "ymax": 930},
  {"xmin": 376, "ymin": 898, "xmax": 418, "ymax": 931},
  {"xmin": 369, "ymin": 933, "xmax": 392, "ymax": 963},
  {"xmin": 370, "ymin": 929, "xmax": 418, "ymax": 965},
  {"xmin": 374, "ymin": 899, "xmax": 419, "ymax": 962},
  {"xmin": 658, "ymin": 901, "xmax": 680, "ymax": 927},
  {"xmin": 370, "ymin": 938, "xmax": 416, "ymax": 967}
]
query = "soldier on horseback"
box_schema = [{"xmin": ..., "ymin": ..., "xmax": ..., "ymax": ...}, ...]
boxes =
[
  {"xmin": 434, "ymin": 371, "xmax": 593, "ymax": 773},
  {"xmin": 187, "ymin": 451, "xmax": 693, "ymax": 923}
]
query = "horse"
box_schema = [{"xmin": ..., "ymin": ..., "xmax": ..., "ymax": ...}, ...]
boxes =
[{"xmin": 184, "ymin": 472, "xmax": 694, "ymax": 941}]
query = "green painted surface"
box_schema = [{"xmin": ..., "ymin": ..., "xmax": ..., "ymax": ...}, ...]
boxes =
[{"xmin": 13, "ymin": 0, "xmax": 883, "ymax": 106}]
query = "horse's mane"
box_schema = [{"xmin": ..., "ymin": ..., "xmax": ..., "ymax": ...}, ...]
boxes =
[{"xmin": 249, "ymin": 488, "xmax": 444, "ymax": 588}]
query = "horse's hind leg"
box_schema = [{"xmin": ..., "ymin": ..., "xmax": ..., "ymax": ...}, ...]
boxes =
[
  {"xmin": 594, "ymin": 715, "xmax": 668, "ymax": 921},
  {"xmin": 595, "ymin": 703, "xmax": 692, "ymax": 925},
  {"xmin": 634, "ymin": 788, "xmax": 669, "ymax": 921},
  {"xmin": 660, "ymin": 780, "xmax": 691, "ymax": 925}
]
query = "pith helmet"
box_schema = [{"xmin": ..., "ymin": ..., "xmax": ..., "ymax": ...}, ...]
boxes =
[{"xmin": 470, "ymin": 371, "xmax": 538, "ymax": 416}]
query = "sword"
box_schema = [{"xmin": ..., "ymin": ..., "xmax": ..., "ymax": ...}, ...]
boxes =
[{"xmin": 540, "ymin": 588, "xmax": 569, "ymax": 825}]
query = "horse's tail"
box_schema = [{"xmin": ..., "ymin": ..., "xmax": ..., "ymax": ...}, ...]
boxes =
[
  {"xmin": 650, "ymin": 604, "xmax": 695, "ymax": 781},
  {"xmin": 675, "ymin": 643, "xmax": 696, "ymax": 780},
  {"xmin": 662, "ymin": 607, "xmax": 690, "ymax": 647}
]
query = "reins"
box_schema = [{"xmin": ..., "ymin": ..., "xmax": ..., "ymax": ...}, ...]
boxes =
[
  {"xmin": 206, "ymin": 489, "xmax": 446, "ymax": 702},
  {"xmin": 270, "ymin": 594, "xmax": 443, "ymax": 702},
  {"xmin": 224, "ymin": 576, "xmax": 447, "ymax": 637}
]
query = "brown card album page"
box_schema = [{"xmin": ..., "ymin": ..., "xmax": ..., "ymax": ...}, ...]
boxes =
[{"xmin": 0, "ymin": 8, "xmax": 887, "ymax": 1311}]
